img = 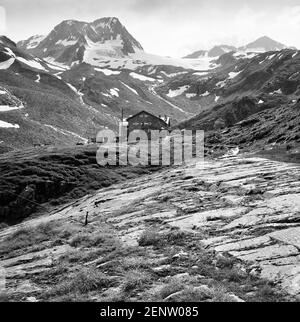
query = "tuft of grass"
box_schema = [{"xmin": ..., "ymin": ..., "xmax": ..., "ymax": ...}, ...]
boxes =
[
  {"xmin": 68, "ymin": 230, "xmax": 120, "ymax": 252},
  {"xmin": 0, "ymin": 292, "xmax": 9, "ymax": 302},
  {"xmin": 138, "ymin": 229, "xmax": 188, "ymax": 247},
  {"xmin": 0, "ymin": 221, "xmax": 61, "ymax": 256},
  {"xmin": 122, "ymin": 269, "xmax": 153, "ymax": 292},
  {"xmin": 158, "ymin": 279, "xmax": 185, "ymax": 300},
  {"xmin": 215, "ymin": 255, "xmax": 236, "ymax": 269},
  {"xmin": 138, "ymin": 230, "xmax": 161, "ymax": 247},
  {"xmin": 210, "ymin": 285, "xmax": 238, "ymax": 302},
  {"xmin": 121, "ymin": 257, "xmax": 152, "ymax": 270},
  {"xmin": 255, "ymin": 283, "xmax": 278, "ymax": 301},
  {"xmin": 46, "ymin": 268, "xmax": 113, "ymax": 298},
  {"xmin": 168, "ymin": 286, "xmax": 212, "ymax": 302}
]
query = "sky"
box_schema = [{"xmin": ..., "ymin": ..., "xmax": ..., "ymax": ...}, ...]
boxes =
[{"xmin": 0, "ymin": 0, "xmax": 300, "ymax": 57}]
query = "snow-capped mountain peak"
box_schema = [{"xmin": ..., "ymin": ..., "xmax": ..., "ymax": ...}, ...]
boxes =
[{"xmin": 17, "ymin": 17, "xmax": 144, "ymax": 67}]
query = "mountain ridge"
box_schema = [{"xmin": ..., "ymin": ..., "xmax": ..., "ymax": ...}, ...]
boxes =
[
  {"xmin": 1, "ymin": 17, "xmax": 299, "ymax": 152},
  {"xmin": 184, "ymin": 36, "xmax": 290, "ymax": 59}
]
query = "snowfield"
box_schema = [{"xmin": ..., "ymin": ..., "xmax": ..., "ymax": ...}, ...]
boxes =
[
  {"xmin": 17, "ymin": 57, "xmax": 48, "ymax": 71},
  {"xmin": 0, "ymin": 104, "xmax": 24, "ymax": 112},
  {"xmin": 109, "ymin": 88, "xmax": 119, "ymax": 97},
  {"xmin": 80, "ymin": 39, "xmax": 221, "ymax": 71},
  {"xmin": 83, "ymin": 35, "xmax": 125, "ymax": 64},
  {"xmin": 0, "ymin": 58, "xmax": 15, "ymax": 70},
  {"xmin": 129, "ymin": 72, "xmax": 156, "ymax": 82},
  {"xmin": 193, "ymin": 71, "xmax": 209, "ymax": 76},
  {"xmin": 0, "ymin": 120, "xmax": 20, "ymax": 128},
  {"xmin": 186, "ymin": 93, "xmax": 197, "ymax": 98},
  {"xmin": 270, "ymin": 89, "xmax": 283, "ymax": 95},
  {"xmin": 200, "ymin": 91, "xmax": 210, "ymax": 97},
  {"xmin": 55, "ymin": 39, "xmax": 78, "ymax": 46},
  {"xmin": 95, "ymin": 68, "xmax": 121, "ymax": 76},
  {"xmin": 44, "ymin": 57, "xmax": 69, "ymax": 70},
  {"xmin": 183, "ymin": 54, "xmax": 220, "ymax": 70},
  {"xmin": 167, "ymin": 85, "xmax": 189, "ymax": 98},
  {"xmin": 228, "ymin": 70, "xmax": 243, "ymax": 79}
]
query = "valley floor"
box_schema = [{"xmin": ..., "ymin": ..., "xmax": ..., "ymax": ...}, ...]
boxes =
[{"xmin": 0, "ymin": 154, "xmax": 300, "ymax": 302}]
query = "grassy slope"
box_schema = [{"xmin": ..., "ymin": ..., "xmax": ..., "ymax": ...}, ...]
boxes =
[
  {"xmin": 0, "ymin": 220, "xmax": 293, "ymax": 302},
  {"xmin": 0, "ymin": 67, "xmax": 116, "ymax": 149},
  {"xmin": 173, "ymin": 49, "xmax": 300, "ymax": 132},
  {"xmin": 0, "ymin": 144, "xmax": 162, "ymax": 225},
  {"xmin": 203, "ymin": 101, "xmax": 300, "ymax": 155}
]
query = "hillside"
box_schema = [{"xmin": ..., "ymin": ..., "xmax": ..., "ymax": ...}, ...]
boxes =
[
  {"xmin": 167, "ymin": 49, "xmax": 300, "ymax": 132},
  {"xmin": 0, "ymin": 144, "xmax": 163, "ymax": 225},
  {"xmin": 0, "ymin": 36, "xmax": 119, "ymax": 150},
  {"xmin": 1, "ymin": 153, "xmax": 299, "ymax": 302},
  {"xmin": 205, "ymin": 101, "xmax": 300, "ymax": 153},
  {"xmin": 1, "ymin": 22, "xmax": 300, "ymax": 304},
  {"xmin": 1, "ymin": 21, "xmax": 299, "ymax": 153},
  {"xmin": 2, "ymin": 16, "xmax": 228, "ymax": 150}
]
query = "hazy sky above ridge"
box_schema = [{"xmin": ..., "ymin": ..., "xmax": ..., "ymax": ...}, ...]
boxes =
[{"xmin": 0, "ymin": 0, "xmax": 299, "ymax": 57}]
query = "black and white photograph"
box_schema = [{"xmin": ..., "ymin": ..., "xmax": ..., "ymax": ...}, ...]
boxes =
[{"xmin": 0, "ymin": 0, "xmax": 300, "ymax": 310}]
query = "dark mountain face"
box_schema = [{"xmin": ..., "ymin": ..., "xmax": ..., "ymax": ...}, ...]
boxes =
[
  {"xmin": 160, "ymin": 48, "xmax": 300, "ymax": 132},
  {"xmin": 18, "ymin": 17, "xmax": 144, "ymax": 66},
  {"xmin": 204, "ymin": 101, "xmax": 300, "ymax": 153},
  {"xmin": 0, "ymin": 36, "xmax": 17, "ymax": 48}
]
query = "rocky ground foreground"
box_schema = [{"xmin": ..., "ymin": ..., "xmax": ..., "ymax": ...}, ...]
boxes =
[{"xmin": 0, "ymin": 154, "xmax": 300, "ymax": 302}]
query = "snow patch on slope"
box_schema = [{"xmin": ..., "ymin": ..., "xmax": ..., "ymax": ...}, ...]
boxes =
[
  {"xmin": 228, "ymin": 70, "xmax": 243, "ymax": 79},
  {"xmin": 130, "ymin": 72, "xmax": 156, "ymax": 82},
  {"xmin": 0, "ymin": 120, "xmax": 20, "ymax": 128},
  {"xmin": 0, "ymin": 58, "xmax": 15, "ymax": 70},
  {"xmin": 120, "ymin": 82, "xmax": 138, "ymax": 95},
  {"xmin": 17, "ymin": 56, "xmax": 48, "ymax": 71},
  {"xmin": 167, "ymin": 85, "xmax": 189, "ymax": 98},
  {"xmin": 0, "ymin": 105, "xmax": 24, "ymax": 112},
  {"xmin": 55, "ymin": 39, "xmax": 78, "ymax": 46},
  {"xmin": 95, "ymin": 68, "xmax": 121, "ymax": 76}
]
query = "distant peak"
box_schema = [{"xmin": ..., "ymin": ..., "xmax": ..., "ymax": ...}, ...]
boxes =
[
  {"xmin": 258, "ymin": 35, "xmax": 273, "ymax": 41},
  {"xmin": 54, "ymin": 19, "xmax": 87, "ymax": 29},
  {"xmin": 92, "ymin": 17, "xmax": 121, "ymax": 25}
]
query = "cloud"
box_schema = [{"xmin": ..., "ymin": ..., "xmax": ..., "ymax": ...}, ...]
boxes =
[
  {"xmin": 0, "ymin": 6, "xmax": 6, "ymax": 33},
  {"xmin": 1, "ymin": 0, "xmax": 300, "ymax": 56}
]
